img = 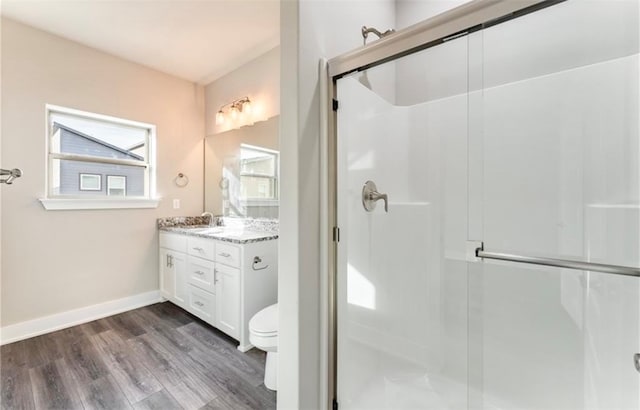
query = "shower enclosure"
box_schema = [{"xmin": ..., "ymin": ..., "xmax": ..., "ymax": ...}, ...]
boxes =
[{"xmin": 328, "ymin": 0, "xmax": 640, "ymax": 409}]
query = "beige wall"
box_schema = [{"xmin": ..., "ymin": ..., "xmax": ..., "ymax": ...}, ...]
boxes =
[
  {"xmin": 1, "ymin": 18, "xmax": 204, "ymax": 326},
  {"xmin": 203, "ymin": 44, "xmax": 280, "ymax": 219},
  {"xmin": 205, "ymin": 46, "xmax": 280, "ymax": 136}
]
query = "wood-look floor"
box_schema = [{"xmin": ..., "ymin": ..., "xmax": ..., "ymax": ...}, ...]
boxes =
[{"xmin": 0, "ymin": 302, "xmax": 276, "ymax": 410}]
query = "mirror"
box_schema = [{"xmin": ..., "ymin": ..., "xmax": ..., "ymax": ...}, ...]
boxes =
[{"xmin": 204, "ymin": 116, "xmax": 279, "ymax": 218}]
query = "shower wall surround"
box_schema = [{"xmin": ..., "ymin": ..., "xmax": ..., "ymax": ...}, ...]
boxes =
[{"xmin": 334, "ymin": 1, "xmax": 639, "ymax": 409}]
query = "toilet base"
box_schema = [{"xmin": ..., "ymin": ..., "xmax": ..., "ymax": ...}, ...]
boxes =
[{"xmin": 264, "ymin": 351, "xmax": 278, "ymax": 391}]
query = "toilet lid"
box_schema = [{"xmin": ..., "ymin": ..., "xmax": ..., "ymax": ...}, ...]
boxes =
[{"xmin": 250, "ymin": 304, "xmax": 278, "ymax": 335}]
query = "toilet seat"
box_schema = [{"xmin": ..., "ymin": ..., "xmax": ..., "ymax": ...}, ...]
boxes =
[
  {"xmin": 249, "ymin": 304, "xmax": 278, "ymax": 335},
  {"xmin": 251, "ymin": 329, "xmax": 277, "ymax": 337}
]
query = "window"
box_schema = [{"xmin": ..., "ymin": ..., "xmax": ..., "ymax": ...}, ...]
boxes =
[
  {"xmin": 239, "ymin": 144, "xmax": 279, "ymax": 201},
  {"xmin": 107, "ymin": 175, "xmax": 126, "ymax": 196},
  {"xmin": 41, "ymin": 105, "xmax": 158, "ymax": 210},
  {"xmin": 79, "ymin": 174, "xmax": 101, "ymax": 191}
]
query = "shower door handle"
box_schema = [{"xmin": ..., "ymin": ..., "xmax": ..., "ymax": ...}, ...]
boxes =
[{"xmin": 362, "ymin": 180, "xmax": 388, "ymax": 212}]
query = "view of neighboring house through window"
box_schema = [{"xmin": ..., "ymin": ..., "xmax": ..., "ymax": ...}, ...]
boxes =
[
  {"xmin": 46, "ymin": 105, "xmax": 155, "ymax": 200},
  {"xmin": 107, "ymin": 175, "xmax": 126, "ymax": 196},
  {"xmin": 239, "ymin": 144, "xmax": 278, "ymax": 200},
  {"xmin": 79, "ymin": 174, "xmax": 101, "ymax": 191}
]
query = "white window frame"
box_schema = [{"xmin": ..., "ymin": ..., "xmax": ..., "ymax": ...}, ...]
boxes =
[
  {"xmin": 40, "ymin": 104, "xmax": 159, "ymax": 210},
  {"xmin": 79, "ymin": 173, "xmax": 102, "ymax": 191},
  {"xmin": 239, "ymin": 144, "xmax": 279, "ymax": 205},
  {"xmin": 107, "ymin": 175, "xmax": 127, "ymax": 196}
]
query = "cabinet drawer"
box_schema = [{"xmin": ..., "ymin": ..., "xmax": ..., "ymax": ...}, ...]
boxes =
[
  {"xmin": 188, "ymin": 285, "xmax": 215, "ymax": 325},
  {"xmin": 187, "ymin": 255, "xmax": 216, "ymax": 293},
  {"xmin": 160, "ymin": 233, "xmax": 187, "ymax": 253},
  {"xmin": 215, "ymin": 242, "xmax": 240, "ymax": 268},
  {"xmin": 187, "ymin": 236, "xmax": 215, "ymax": 260}
]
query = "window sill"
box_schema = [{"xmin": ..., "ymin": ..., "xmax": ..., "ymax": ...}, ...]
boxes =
[
  {"xmin": 39, "ymin": 198, "xmax": 161, "ymax": 210},
  {"xmin": 239, "ymin": 199, "xmax": 279, "ymax": 207}
]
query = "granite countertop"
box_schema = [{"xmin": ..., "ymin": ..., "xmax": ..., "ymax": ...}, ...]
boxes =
[{"xmin": 158, "ymin": 216, "xmax": 278, "ymax": 245}]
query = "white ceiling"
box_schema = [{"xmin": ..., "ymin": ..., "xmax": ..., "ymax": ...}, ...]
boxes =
[{"xmin": 1, "ymin": 0, "xmax": 280, "ymax": 85}]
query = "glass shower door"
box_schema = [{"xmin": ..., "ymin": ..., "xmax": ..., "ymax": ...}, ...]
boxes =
[
  {"xmin": 334, "ymin": 1, "xmax": 640, "ymax": 409},
  {"xmin": 335, "ymin": 34, "xmax": 472, "ymax": 410},
  {"xmin": 473, "ymin": 1, "xmax": 640, "ymax": 409}
]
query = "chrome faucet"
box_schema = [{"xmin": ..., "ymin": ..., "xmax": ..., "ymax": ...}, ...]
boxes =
[
  {"xmin": 201, "ymin": 211, "xmax": 223, "ymax": 227},
  {"xmin": 201, "ymin": 212, "xmax": 214, "ymax": 226}
]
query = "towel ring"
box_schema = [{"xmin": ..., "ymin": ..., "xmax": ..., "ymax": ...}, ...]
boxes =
[
  {"xmin": 252, "ymin": 256, "xmax": 269, "ymax": 271},
  {"xmin": 174, "ymin": 173, "xmax": 189, "ymax": 187}
]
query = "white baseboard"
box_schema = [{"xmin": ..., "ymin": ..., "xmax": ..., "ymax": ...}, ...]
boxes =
[
  {"xmin": 0, "ymin": 290, "xmax": 162, "ymax": 345},
  {"xmin": 237, "ymin": 343, "xmax": 254, "ymax": 353}
]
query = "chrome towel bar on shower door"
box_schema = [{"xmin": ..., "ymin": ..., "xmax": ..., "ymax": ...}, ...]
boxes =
[{"xmin": 476, "ymin": 244, "xmax": 640, "ymax": 278}]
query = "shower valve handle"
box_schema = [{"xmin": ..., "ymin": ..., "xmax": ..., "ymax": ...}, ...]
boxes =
[
  {"xmin": 368, "ymin": 191, "xmax": 388, "ymax": 212},
  {"xmin": 362, "ymin": 180, "xmax": 388, "ymax": 212}
]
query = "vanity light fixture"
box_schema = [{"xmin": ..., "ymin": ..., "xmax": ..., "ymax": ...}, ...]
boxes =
[{"xmin": 215, "ymin": 97, "xmax": 252, "ymax": 125}]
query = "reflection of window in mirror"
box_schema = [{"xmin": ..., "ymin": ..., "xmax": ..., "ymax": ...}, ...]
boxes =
[{"xmin": 239, "ymin": 144, "xmax": 279, "ymax": 201}]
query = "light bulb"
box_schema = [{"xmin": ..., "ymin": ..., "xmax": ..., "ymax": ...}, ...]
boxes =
[
  {"xmin": 231, "ymin": 105, "xmax": 239, "ymax": 119},
  {"xmin": 243, "ymin": 100, "xmax": 252, "ymax": 114},
  {"xmin": 215, "ymin": 110, "xmax": 225, "ymax": 125}
]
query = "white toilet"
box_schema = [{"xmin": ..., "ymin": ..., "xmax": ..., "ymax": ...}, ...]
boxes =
[{"xmin": 249, "ymin": 303, "xmax": 278, "ymax": 391}]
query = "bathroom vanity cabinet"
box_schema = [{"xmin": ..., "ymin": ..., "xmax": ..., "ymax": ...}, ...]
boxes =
[{"xmin": 159, "ymin": 231, "xmax": 277, "ymax": 351}]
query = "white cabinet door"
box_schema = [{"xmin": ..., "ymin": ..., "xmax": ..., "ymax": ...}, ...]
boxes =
[
  {"xmin": 215, "ymin": 263, "xmax": 240, "ymax": 338},
  {"xmin": 159, "ymin": 248, "xmax": 174, "ymax": 299},
  {"xmin": 172, "ymin": 251, "xmax": 187, "ymax": 305},
  {"xmin": 160, "ymin": 248, "xmax": 187, "ymax": 306}
]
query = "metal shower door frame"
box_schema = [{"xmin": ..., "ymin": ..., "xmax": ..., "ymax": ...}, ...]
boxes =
[{"xmin": 325, "ymin": 0, "xmax": 565, "ymax": 408}]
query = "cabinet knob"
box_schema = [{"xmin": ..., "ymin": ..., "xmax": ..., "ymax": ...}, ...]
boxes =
[
  {"xmin": 194, "ymin": 301, "xmax": 204, "ymax": 307},
  {"xmin": 219, "ymin": 252, "xmax": 231, "ymax": 258}
]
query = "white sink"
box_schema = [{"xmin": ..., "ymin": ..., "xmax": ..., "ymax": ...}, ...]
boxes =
[{"xmin": 188, "ymin": 227, "xmax": 225, "ymax": 234}]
